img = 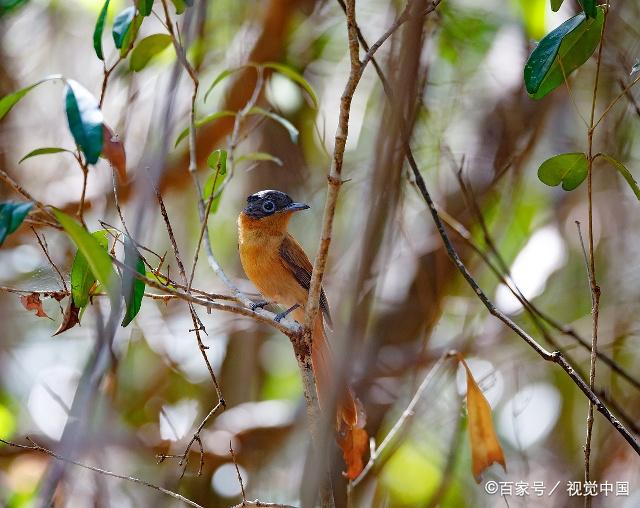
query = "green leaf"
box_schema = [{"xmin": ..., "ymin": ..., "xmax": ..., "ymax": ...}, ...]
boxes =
[
  {"xmin": 204, "ymin": 67, "xmax": 245, "ymax": 102},
  {"xmin": 112, "ymin": 6, "xmax": 135, "ymax": 49},
  {"xmin": 264, "ymin": 62, "xmax": 319, "ymax": 109},
  {"xmin": 71, "ymin": 230, "xmax": 109, "ymax": 308},
  {"xmin": 121, "ymin": 235, "xmax": 145, "ymax": 327},
  {"xmin": 174, "ymin": 110, "xmax": 236, "ymax": 147},
  {"xmin": 437, "ymin": 6, "xmax": 498, "ymax": 66},
  {"xmin": 538, "ymin": 152, "xmax": 588, "ymax": 191},
  {"xmin": 139, "ymin": 0, "xmax": 154, "ymax": 16},
  {"xmin": 0, "ymin": 75, "xmax": 63, "ymax": 121},
  {"xmin": 524, "ymin": 7, "xmax": 604, "ymax": 100},
  {"xmin": 93, "ymin": 0, "xmax": 110, "ymax": 61},
  {"xmin": 145, "ymin": 270, "xmax": 175, "ymax": 289},
  {"xmin": 19, "ymin": 147, "xmax": 74, "ymax": 163},
  {"xmin": 130, "ymin": 33, "xmax": 172, "ymax": 71},
  {"xmin": 248, "ymin": 107, "xmax": 299, "ymax": 143},
  {"xmin": 203, "ymin": 149, "xmax": 228, "ymax": 213},
  {"xmin": 598, "ymin": 154, "xmax": 640, "ymax": 201},
  {"xmin": 578, "ymin": 0, "xmax": 597, "ymax": 18},
  {"xmin": 203, "ymin": 172, "xmax": 227, "ymax": 214},
  {"xmin": 170, "ymin": 0, "xmax": 193, "ymax": 14},
  {"xmin": 550, "ymin": 0, "xmax": 564, "ymax": 12},
  {"xmin": 236, "ymin": 151, "xmax": 283, "ymax": 166},
  {"xmin": 53, "ymin": 209, "xmax": 116, "ymax": 293},
  {"xmin": 0, "ymin": 201, "xmax": 33, "ymax": 246},
  {"xmin": 120, "ymin": 13, "xmax": 143, "ymax": 58},
  {"xmin": 206, "ymin": 148, "xmax": 227, "ymax": 175},
  {"xmin": 65, "ymin": 79, "xmax": 104, "ymax": 164},
  {"xmin": 0, "ymin": 0, "xmax": 28, "ymax": 18}
]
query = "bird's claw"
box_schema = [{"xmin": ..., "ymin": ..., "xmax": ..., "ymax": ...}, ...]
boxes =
[
  {"xmin": 274, "ymin": 304, "xmax": 300, "ymax": 323},
  {"xmin": 250, "ymin": 300, "xmax": 269, "ymax": 311}
]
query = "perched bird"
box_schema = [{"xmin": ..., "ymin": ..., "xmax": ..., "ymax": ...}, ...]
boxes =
[{"xmin": 237, "ymin": 189, "xmax": 357, "ymax": 427}]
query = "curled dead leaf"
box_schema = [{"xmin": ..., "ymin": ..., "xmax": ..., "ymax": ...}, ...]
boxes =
[
  {"xmin": 19, "ymin": 293, "xmax": 50, "ymax": 319},
  {"xmin": 102, "ymin": 125, "xmax": 127, "ymax": 183},
  {"xmin": 459, "ymin": 355, "xmax": 506, "ymax": 482},
  {"xmin": 53, "ymin": 298, "xmax": 81, "ymax": 336}
]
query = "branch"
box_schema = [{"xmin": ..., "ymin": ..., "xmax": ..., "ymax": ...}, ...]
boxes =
[
  {"xmin": 0, "ymin": 437, "xmax": 203, "ymax": 508},
  {"xmin": 348, "ymin": 0, "xmax": 639, "ymax": 457},
  {"xmin": 231, "ymin": 502, "xmax": 297, "ymax": 508},
  {"xmin": 304, "ymin": 0, "xmax": 429, "ymax": 352},
  {"xmin": 350, "ymin": 351, "xmax": 454, "ymax": 487},
  {"xmin": 0, "ymin": 168, "xmax": 58, "ymax": 223},
  {"xmin": 584, "ymin": 7, "xmax": 608, "ymax": 494},
  {"xmin": 112, "ymin": 256, "xmax": 301, "ymax": 336}
]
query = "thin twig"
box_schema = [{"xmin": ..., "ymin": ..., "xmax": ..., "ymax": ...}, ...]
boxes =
[
  {"xmin": 77, "ymin": 157, "xmax": 90, "ymax": 227},
  {"xmin": 348, "ymin": 0, "xmax": 638, "ymax": 459},
  {"xmin": 230, "ymin": 441, "xmax": 247, "ymax": 503},
  {"xmin": 593, "ymin": 73, "xmax": 640, "ymax": 129},
  {"xmin": 152, "ymin": 183, "xmax": 225, "ymax": 474},
  {"xmin": 350, "ymin": 351, "xmax": 453, "ymax": 488},
  {"xmin": 584, "ymin": 8, "xmax": 608, "ymax": 498},
  {"xmin": 31, "ymin": 227, "xmax": 68, "ymax": 291},
  {"xmin": 0, "ymin": 437, "xmax": 204, "ymax": 508},
  {"xmin": 0, "ymin": 168, "xmax": 57, "ymax": 222},
  {"xmin": 231, "ymin": 502, "xmax": 297, "ymax": 508},
  {"xmin": 99, "ymin": 57, "xmax": 123, "ymax": 108},
  {"xmin": 112, "ymin": 256, "xmax": 301, "ymax": 335}
]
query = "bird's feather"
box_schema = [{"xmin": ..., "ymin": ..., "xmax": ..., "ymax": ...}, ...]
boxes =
[{"xmin": 279, "ymin": 234, "xmax": 332, "ymax": 327}]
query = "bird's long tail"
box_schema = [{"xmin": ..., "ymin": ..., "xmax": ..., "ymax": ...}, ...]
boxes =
[
  {"xmin": 293, "ymin": 310, "xmax": 367, "ymax": 479},
  {"xmin": 311, "ymin": 315, "xmax": 359, "ymax": 428}
]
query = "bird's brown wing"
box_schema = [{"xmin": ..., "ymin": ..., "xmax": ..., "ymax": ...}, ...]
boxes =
[{"xmin": 279, "ymin": 234, "xmax": 332, "ymax": 327}]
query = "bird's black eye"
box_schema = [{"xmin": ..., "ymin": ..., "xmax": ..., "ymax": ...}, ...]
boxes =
[{"xmin": 262, "ymin": 200, "xmax": 275, "ymax": 213}]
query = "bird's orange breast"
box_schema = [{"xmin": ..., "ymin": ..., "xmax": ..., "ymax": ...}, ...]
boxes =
[{"xmin": 237, "ymin": 212, "xmax": 306, "ymax": 307}]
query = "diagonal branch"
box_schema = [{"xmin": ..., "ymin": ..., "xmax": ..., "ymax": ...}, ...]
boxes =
[
  {"xmin": 0, "ymin": 437, "xmax": 204, "ymax": 508},
  {"xmin": 347, "ymin": 1, "xmax": 639, "ymax": 456}
]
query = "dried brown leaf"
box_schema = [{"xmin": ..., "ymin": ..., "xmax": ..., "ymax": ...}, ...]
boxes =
[
  {"xmin": 337, "ymin": 422, "xmax": 368, "ymax": 480},
  {"xmin": 53, "ymin": 298, "xmax": 81, "ymax": 336},
  {"xmin": 19, "ymin": 293, "xmax": 50, "ymax": 318},
  {"xmin": 460, "ymin": 356, "xmax": 506, "ymax": 482},
  {"xmin": 103, "ymin": 124, "xmax": 127, "ymax": 183}
]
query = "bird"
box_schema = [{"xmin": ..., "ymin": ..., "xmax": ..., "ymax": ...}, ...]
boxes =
[{"xmin": 237, "ymin": 189, "xmax": 358, "ymax": 428}]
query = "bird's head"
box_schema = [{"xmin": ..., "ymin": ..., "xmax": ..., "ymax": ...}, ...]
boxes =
[{"xmin": 242, "ymin": 190, "xmax": 309, "ymax": 220}]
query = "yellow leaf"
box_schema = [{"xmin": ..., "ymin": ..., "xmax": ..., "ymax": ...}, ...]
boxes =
[{"xmin": 459, "ymin": 356, "xmax": 506, "ymax": 482}]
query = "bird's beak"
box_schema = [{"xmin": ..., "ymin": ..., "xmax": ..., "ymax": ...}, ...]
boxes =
[{"xmin": 283, "ymin": 202, "xmax": 310, "ymax": 213}]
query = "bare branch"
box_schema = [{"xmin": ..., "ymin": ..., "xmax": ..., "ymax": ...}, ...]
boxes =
[
  {"xmin": 0, "ymin": 437, "xmax": 204, "ymax": 508},
  {"xmin": 350, "ymin": 351, "xmax": 454, "ymax": 487}
]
